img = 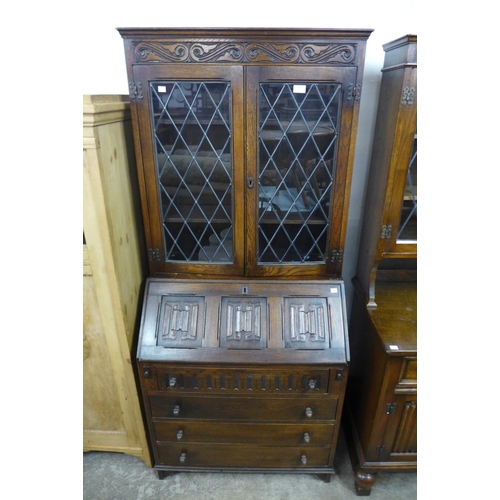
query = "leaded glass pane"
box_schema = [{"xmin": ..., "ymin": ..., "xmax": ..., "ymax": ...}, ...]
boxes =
[
  {"xmin": 397, "ymin": 133, "xmax": 417, "ymax": 241},
  {"xmin": 150, "ymin": 81, "xmax": 233, "ymax": 262},
  {"xmin": 258, "ymin": 82, "xmax": 341, "ymax": 263}
]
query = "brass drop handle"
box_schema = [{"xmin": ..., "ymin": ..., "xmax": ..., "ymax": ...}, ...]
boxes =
[
  {"xmin": 308, "ymin": 379, "xmax": 316, "ymax": 390},
  {"xmin": 176, "ymin": 430, "xmax": 184, "ymax": 440},
  {"xmin": 303, "ymin": 432, "xmax": 310, "ymax": 443},
  {"xmin": 301, "ymin": 455, "xmax": 307, "ymax": 465},
  {"xmin": 179, "ymin": 452, "xmax": 187, "ymax": 463},
  {"xmin": 173, "ymin": 405, "xmax": 181, "ymax": 416},
  {"xmin": 305, "ymin": 407, "xmax": 313, "ymax": 418},
  {"xmin": 169, "ymin": 376, "xmax": 177, "ymax": 387}
]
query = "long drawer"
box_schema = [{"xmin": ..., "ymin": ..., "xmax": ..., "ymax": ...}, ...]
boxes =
[
  {"xmin": 148, "ymin": 366, "xmax": 332, "ymax": 394},
  {"xmin": 157, "ymin": 442, "xmax": 331, "ymax": 468},
  {"xmin": 154, "ymin": 421, "xmax": 335, "ymax": 446},
  {"xmin": 149, "ymin": 394, "xmax": 338, "ymax": 421}
]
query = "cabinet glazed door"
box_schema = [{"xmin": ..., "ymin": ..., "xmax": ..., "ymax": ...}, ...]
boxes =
[
  {"xmin": 132, "ymin": 65, "xmax": 245, "ymax": 276},
  {"xmin": 381, "ymin": 65, "xmax": 417, "ymax": 259},
  {"xmin": 245, "ymin": 66, "xmax": 358, "ymax": 277}
]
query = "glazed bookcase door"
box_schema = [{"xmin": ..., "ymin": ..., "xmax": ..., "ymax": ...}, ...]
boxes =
[
  {"xmin": 383, "ymin": 129, "xmax": 417, "ymax": 257},
  {"xmin": 381, "ymin": 66, "xmax": 417, "ymax": 259},
  {"xmin": 132, "ymin": 64, "xmax": 246, "ymax": 276},
  {"xmin": 245, "ymin": 66, "xmax": 358, "ymax": 277}
]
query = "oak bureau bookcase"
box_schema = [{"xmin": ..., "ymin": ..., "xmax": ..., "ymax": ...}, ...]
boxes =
[
  {"xmin": 343, "ymin": 35, "xmax": 417, "ymax": 495},
  {"xmin": 117, "ymin": 27, "xmax": 372, "ymax": 481}
]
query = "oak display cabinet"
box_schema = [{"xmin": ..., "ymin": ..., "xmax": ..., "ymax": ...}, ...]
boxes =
[
  {"xmin": 118, "ymin": 27, "xmax": 372, "ymax": 481},
  {"xmin": 343, "ymin": 35, "xmax": 417, "ymax": 495}
]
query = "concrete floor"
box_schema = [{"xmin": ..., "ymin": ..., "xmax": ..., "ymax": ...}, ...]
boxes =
[{"xmin": 83, "ymin": 428, "xmax": 416, "ymax": 499}]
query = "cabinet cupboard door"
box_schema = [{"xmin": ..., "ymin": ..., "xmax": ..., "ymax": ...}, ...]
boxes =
[
  {"xmin": 245, "ymin": 66, "xmax": 358, "ymax": 277},
  {"xmin": 133, "ymin": 64, "xmax": 246, "ymax": 276},
  {"xmin": 373, "ymin": 395, "xmax": 417, "ymax": 463}
]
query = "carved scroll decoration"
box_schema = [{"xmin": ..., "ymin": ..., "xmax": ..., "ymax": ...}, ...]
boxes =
[{"xmin": 133, "ymin": 41, "xmax": 357, "ymax": 65}]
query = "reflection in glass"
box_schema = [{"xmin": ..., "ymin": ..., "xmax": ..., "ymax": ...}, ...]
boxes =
[
  {"xmin": 397, "ymin": 133, "xmax": 417, "ymax": 241},
  {"xmin": 258, "ymin": 82, "xmax": 341, "ymax": 263},
  {"xmin": 150, "ymin": 81, "xmax": 233, "ymax": 262}
]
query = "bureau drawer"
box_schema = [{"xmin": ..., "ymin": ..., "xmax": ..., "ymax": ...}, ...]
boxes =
[
  {"xmin": 157, "ymin": 443, "xmax": 331, "ymax": 468},
  {"xmin": 149, "ymin": 395, "xmax": 338, "ymax": 421},
  {"xmin": 153, "ymin": 421, "xmax": 334, "ymax": 446},
  {"xmin": 148, "ymin": 366, "xmax": 332, "ymax": 394}
]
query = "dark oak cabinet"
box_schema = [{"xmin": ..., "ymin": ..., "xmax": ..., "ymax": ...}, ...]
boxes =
[
  {"xmin": 343, "ymin": 35, "xmax": 417, "ymax": 495},
  {"xmin": 355, "ymin": 34, "xmax": 417, "ymax": 307},
  {"xmin": 118, "ymin": 28, "xmax": 371, "ymax": 279},
  {"xmin": 136, "ymin": 278, "xmax": 349, "ymax": 479},
  {"xmin": 118, "ymin": 28, "xmax": 372, "ymax": 481}
]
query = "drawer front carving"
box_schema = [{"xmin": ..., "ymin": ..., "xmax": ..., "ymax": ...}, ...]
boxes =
[
  {"xmin": 150, "ymin": 395, "xmax": 338, "ymax": 421},
  {"xmin": 153, "ymin": 366, "xmax": 331, "ymax": 394},
  {"xmin": 153, "ymin": 421, "xmax": 335, "ymax": 446},
  {"xmin": 157, "ymin": 443, "xmax": 331, "ymax": 468}
]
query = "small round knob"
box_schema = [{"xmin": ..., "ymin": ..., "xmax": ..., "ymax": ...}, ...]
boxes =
[
  {"xmin": 308, "ymin": 379, "xmax": 316, "ymax": 390},
  {"xmin": 169, "ymin": 377, "xmax": 177, "ymax": 387},
  {"xmin": 305, "ymin": 407, "xmax": 313, "ymax": 418},
  {"xmin": 173, "ymin": 405, "xmax": 181, "ymax": 416},
  {"xmin": 179, "ymin": 452, "xmax": 187, "ymax": 463},
  {"xmin": 176, "ymin": 430, "xmax": 184, "ymax": 440},
  {"xmin": 301, "ymin": 454, "xmax": 307, "ymax": 465},
  {"xmin": 303, "ymin": 432, "xmax": 310, "ymax": 443}
]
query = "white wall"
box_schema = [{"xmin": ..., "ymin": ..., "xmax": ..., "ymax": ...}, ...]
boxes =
[{"xmin": 80, "ymin": 0, "xmax": 417, "ymax": 312}]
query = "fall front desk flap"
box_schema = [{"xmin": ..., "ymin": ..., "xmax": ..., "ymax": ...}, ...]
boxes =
[{"xmin": 137, "ymin": 278, "xmax": 349, "ymax": 365}]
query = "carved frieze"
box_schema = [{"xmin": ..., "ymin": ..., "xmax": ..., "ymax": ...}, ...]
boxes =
[{"xmin": 133, "ymin": 41, "xmax": 357, "ymax": 65}]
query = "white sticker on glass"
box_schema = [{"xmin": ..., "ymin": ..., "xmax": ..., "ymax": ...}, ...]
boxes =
[
  {"xmin": 293, "ymin": 84, "xmax": 307, "ymax": 94},
  {"xmin": 158, "ymin": 85, "xmax": 167, "ymax": 93}
]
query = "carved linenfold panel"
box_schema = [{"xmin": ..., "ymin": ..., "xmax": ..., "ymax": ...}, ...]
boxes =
[
  {"xmin": 157, "ymin": 297, "xmax": 204, "ymax": 347},
  {"xmin": 284, "ymin": 298, "xmax": 330, "ymax": 349},
  {"xmin": 220, "ymin": 298, "xmax": 268, "ymax": 348},
  {"xmin": 392, "ymin": 401, "xmax": 417, "ymax": 454},
  {"xmin": 133, "ymin": 41, "xmax": 357, "ymax": 65}
]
